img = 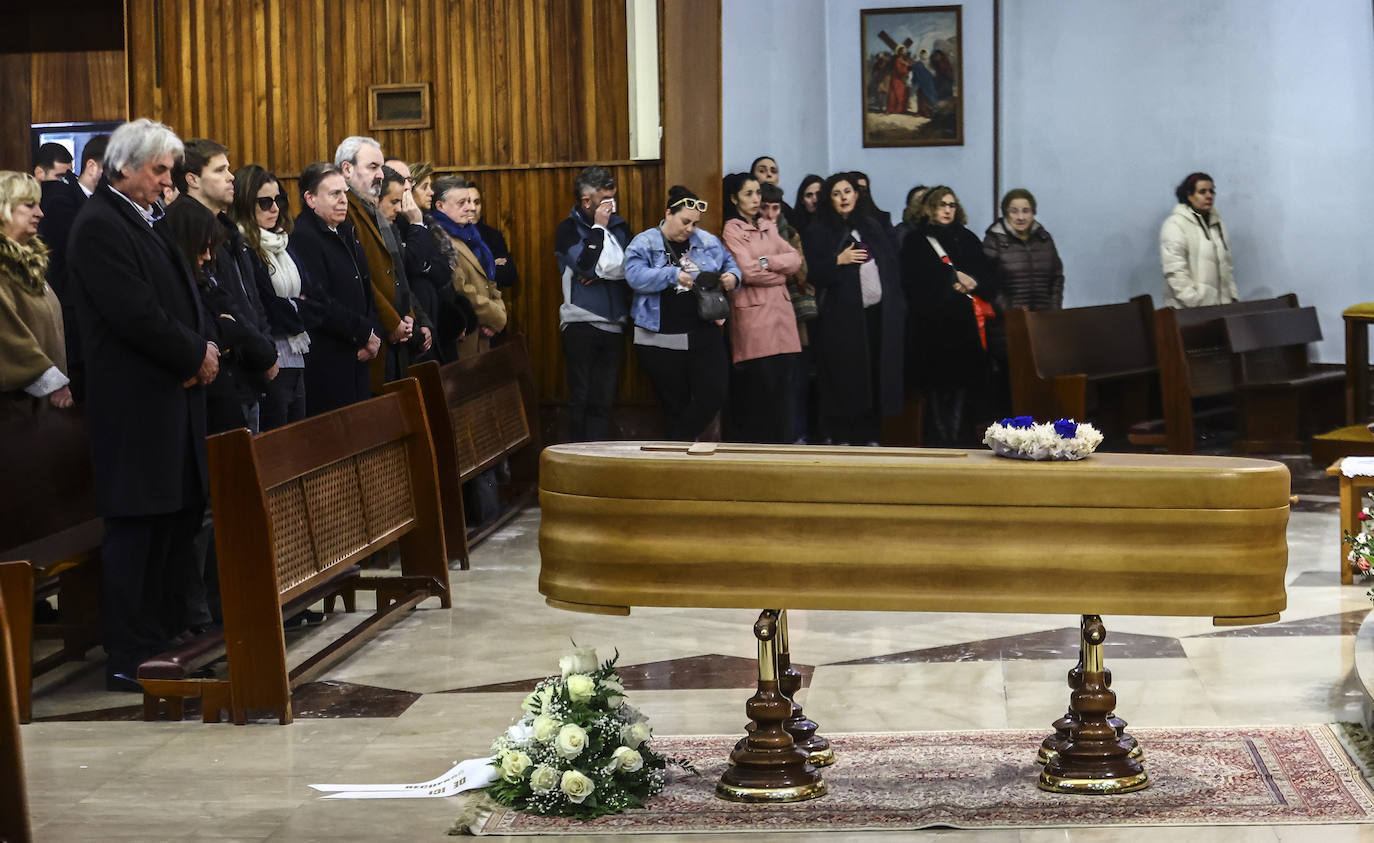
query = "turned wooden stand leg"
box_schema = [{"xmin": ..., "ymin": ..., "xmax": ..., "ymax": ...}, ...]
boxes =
[
  {"xmin": 1038, "ymin": 615, "xmax": 1148, "ymax": 794},
  {"xmin": 1039, "ymin": 625, "xmax": 1142, "ymax": 766},
  {"xmin": 778, "ymin": 610, "xmax": 833, "ymax": 768},
  {"xmin": 717, "ymin": 610, "xmax": 827, "ymax": 803}
]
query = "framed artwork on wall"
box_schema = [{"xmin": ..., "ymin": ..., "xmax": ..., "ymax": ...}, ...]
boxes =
[{"xmin": 861, "ymin": 5, "xmax": 963, "ymax": 147}]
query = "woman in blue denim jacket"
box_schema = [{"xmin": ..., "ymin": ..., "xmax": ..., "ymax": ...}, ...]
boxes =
[{"xmin": 624, "ymin": 185, "xmax": 741, "ymax": 440}]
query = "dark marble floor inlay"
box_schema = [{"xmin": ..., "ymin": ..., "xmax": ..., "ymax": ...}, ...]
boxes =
[
  {"xmin": 832, "ymin": 628, "xmax": 1186, "ymax": 665},
  {"xmin": 445, "ymin": 654, "xmax": 814, "ymax": 693},
  {"xmin": 1193, "ymin": 609, "xmax": 1371, "ymax": 638},
  {"xmin": 35, "ymin": 681, "xmax": 420, "ymax": 722}
]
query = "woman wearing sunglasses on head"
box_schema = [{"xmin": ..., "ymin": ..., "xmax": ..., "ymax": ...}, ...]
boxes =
[
  {"xmin": 231, "ymin": 164, "xmax": 318, "ymax": 429},
  {"xmin": 624, "ymin": 185, "xmax": 741, "ymax": 441},
  {"xmin": 900, "ymin": 185, "xmax": 996, "ymax": 447}
]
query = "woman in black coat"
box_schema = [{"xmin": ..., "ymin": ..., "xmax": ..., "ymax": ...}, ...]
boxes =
[
  {"xmin": 900, "ymin": 185, "xmax": 997, "ymax": 446},
  {"xmin": 157, "ymin": 197, "xmax": 278, "ymax": 435},
  {"xmin": 287, "ymin": 163, "xmax": 381, "ymax": 416},
  {"xmin": 802, "ymin": 173, "xmax": 905, "ymax": 445}
]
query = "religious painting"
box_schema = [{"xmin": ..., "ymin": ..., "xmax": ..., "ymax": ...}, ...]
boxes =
[{"xmin": 861, "ymin": 6, "xmax": 963, "ymax": 147}]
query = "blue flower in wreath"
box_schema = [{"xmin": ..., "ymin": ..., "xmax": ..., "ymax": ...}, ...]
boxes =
[
  {"xmin": 1053, "ymin": 419, "xmax": 1079, "ymax": 439},
  {"xmin": 1008, "ymin": 416, "xmax": 1035, "ymax": 429}
]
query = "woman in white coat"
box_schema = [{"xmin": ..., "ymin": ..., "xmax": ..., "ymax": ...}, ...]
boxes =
[{"xmin": 1160, "ymin": 171, "xmax": 1236, "ymax": 308}]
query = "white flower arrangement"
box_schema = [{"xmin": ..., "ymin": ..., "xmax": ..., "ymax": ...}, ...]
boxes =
[
  {"xmin": 983, "ymin": 416, "xmax": 1103, "ymax": 461},
  {"xmin": 485, "ymin": 647, "xmax": 694, "ymax": 819}
]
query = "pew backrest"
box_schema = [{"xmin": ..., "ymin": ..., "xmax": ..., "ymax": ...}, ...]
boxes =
[
  {"xmin": 208, "ymin": 377, "xmax": 449, "ymax": 718},
  {"xmin": 403, "ymin": 337, "xmax": 542, "ymax": 567},
  {"xmin": 1006, "ymin": 294, "xmax": 1155, "ymax": 421}
]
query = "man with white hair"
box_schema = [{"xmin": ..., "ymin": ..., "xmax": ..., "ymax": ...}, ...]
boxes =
[
  {"xmin": 335, "ymin": 135, "xmax": 424, "ymax": 390},
  {"xmin": 67, "ymin": 118, "xmax": 219, "ymax": 692}
]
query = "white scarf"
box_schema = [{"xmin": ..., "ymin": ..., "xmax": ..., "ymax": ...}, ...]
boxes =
[{"xmin": 250, "ymin": 225, "xmax": 311, "ymax": 354}]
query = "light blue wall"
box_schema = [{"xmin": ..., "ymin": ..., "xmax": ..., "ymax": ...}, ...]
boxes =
[
  {"xmin": 721, "ymin": 0, "xmax": 829, "ymax": 188},
  {"xmin": 721, "ymin": 0, "xmax": 1374, "ymax": 361},
  {"xmin": 1000, "ymin": 0, "xmax": 1374, "ymax": 361}
]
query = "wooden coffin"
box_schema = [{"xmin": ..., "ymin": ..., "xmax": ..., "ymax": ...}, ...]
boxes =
[{"xmin": 538, "ymin": 443, "xmax": 1289, "ymax": 625}]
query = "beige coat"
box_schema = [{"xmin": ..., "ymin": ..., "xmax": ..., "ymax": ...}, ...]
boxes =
[
  {"xmin": 0, "ymin": 234, "xmax": 65, "ymax": 395},
  {"xmin": 443, "ymin": 233, "xmax": 506, "ymax": 357},
  {"xmin": 1160, "ymin": 203, "xmax": 1237, "ymax": 308}
]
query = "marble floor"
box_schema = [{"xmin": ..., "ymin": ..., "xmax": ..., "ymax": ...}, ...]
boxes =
[{"xmin": 18, "ymin": 465, "xmax": 1374, "ymax": 841}]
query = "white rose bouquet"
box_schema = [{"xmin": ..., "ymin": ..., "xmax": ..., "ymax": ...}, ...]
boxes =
[
  {"xmin": 984, "ymin": 416, "xmax": 1103, "ymax": 461},
  {"xmin": 486, "ymin": 648, "xmax": 695, "ymax": 819},
  {"xmin": 1344, "ymin": 506, "xmax": 1374, "ymax": 599}
]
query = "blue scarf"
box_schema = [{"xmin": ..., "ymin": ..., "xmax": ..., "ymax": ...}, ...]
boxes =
[{"xmin": 431, "ymin": 209, "xmax": 496, "ymax": 280}]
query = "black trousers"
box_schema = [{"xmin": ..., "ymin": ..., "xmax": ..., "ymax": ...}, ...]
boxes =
[
  {"xmin": 562, "ymin": 322, "xmax": 625, "ymax": 441},
  {"xmin": 635, "ymin": 326, "xmax": 729, "ymax": 441},
  {"xmin": 100, "ymin": 500, "xmax": 204, "ymax": 675},
  {"xmin": 730, "ymin": 352, "xmax": 800, "ymax": 444}
]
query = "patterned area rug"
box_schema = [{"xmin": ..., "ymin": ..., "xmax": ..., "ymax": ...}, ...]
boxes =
[{"xmin": 458, "ymin": 725, "xmax": 1374, "ymax": 835}]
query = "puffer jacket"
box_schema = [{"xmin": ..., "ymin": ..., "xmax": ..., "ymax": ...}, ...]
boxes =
[
  {"xmin": 1159, "ymin": 203, "xmax": 1236, "ymax": 308},
  {"xmin": 982, "ymin": 219, "xmax": 1064, "ymax": 311}
]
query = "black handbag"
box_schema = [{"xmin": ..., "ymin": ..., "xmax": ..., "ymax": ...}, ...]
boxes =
[{"xmin": 693, "ymin": 270, "xmax": 729, "ymax": 321}]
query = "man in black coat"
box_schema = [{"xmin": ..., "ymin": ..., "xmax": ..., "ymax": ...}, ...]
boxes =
[
  {"xmin": 289, "ymin": 162, "xmax": 381, "ymax": 415},
  {"xmin": 67, "ymin": 119, "xmax": 220, "ymax": 691},
  {"xmin": 38, "ymin": 134, "xmax": 110, "ymax": 401},
  {"xmin": 174, "ymin": 137, "xmax": 278, "ymax": 432}
]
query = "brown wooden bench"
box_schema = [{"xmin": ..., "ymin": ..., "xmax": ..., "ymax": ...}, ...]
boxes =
[
  {"xmin": 1223, "ymin": 306, "xmax": 1343, "ymax": 453},
  {"xmin": 1004, "ymin": 295, "xmax": 1157, "ymax": 436},
  {"xmin": 137, "ymin": 377, "xmax": 451, "ymax": 724},
  {"xmin": 1146, "ymin": 294, "xmax": 1325, "ymax": 453},
  {"xmin": 0, "ymin": 400, "xmax": 102, "ymax": 724},
  {"xmin": 0, "ymin": 564, "xmax": 33, "ymax": 843},
  {"xmin": 399, "ymin": 336, "xmax": 541, "ymax": 569}
]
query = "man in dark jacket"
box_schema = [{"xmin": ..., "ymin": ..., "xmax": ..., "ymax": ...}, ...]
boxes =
[
  {"xmin": 67, "ymin": 119, "xmax": 220, "ymax": 691},
  {"xmin": 174, "ymin": 138, "xmax": 278, "ymax": 432},
  {"xmin": 554, "ymin": 166, "xmax": 632, "ymax": 441},
  {"xmin": 336, "ymin": 135, "xmax": 428, "ymax": 392},
  {"xmin": 38, "ymin": 134, "xmax": 109, "ymax": 401}
]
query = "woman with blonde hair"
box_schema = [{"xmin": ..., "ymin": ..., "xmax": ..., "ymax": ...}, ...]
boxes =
[{"xmin": 0, "ymin": 171, "xmax": 71, "ymax": 408}]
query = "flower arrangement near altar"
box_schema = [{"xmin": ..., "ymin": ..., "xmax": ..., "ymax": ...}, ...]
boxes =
[
  {"xmin": 983, "ymin": 416, "xmax": 1103, "ymax": 461},
  {"xmin": 1344, "ymin": 505, "xmax": 1374, "ymax": 584},
  {"xmin": 485, "ymin": 647, "xmax": 695, "ymax": 820}
]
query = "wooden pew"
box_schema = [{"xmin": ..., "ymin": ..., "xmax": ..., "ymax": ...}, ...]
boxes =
[
  {"xmin": 137, "ymin": 378, "xmax": 450, "ymax": 724},
  {"xmin": 0, "ymin": 564, "xmax": 33, "ymax": 843},
  {"xmin": 1004, "ymin": 295, "xmax": 1156, "ymax": 435},
  {"xmin": 1149, "ymin": 294, "xmax": 1304, "ymax": 454},
  {"xmin": 398, "ymin": 336, "xmax": 541, "ymax": 569},
  {"xmin": 0, "ymin": 400, "xmax": 102, "ymax": 724},
  {"xmin": 1223, "ymin": 306, "xmax": 1343, "ymax": 453}
]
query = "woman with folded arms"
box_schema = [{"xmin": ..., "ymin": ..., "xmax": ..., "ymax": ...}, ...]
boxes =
[
  {"xmin": 624, "ymin": 185, "xmax": 741, "ymax": 441},
  {"xmin": 720, "ymin": 172, "xmax": 802, "ymax": 443},
  {"xmin": 802, "ymin": 172, "xmax": 905, "ymax": 446}
]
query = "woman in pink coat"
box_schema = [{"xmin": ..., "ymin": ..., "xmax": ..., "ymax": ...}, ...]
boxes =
[{"xmin": 721, "ymin": 172, "xmax": 803, "ymax": 443}]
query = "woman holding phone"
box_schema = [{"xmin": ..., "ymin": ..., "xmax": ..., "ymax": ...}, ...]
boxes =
[
  {"xmin": 624, "ymin": 185, "xmax": 741, "ymax": 441},
  {"xmin": 801, "ymin": 173, "xmax": 905, "ymax": 445}
]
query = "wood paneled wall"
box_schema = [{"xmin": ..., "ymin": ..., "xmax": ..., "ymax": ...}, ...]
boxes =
[{"xmin": 125, "ymin": 0, "xmax": 672, "ymax": 406}]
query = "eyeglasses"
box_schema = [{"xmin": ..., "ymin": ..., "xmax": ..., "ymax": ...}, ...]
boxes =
[
  {"xmin": 938, "ymin": 200, "xmax": 958, "ymax": 208},
  {"xmin": 669, "ymin": 197, "xmax": 708, "ymax": 212},
  {"xmin": 255, "ymin": 195, "xmax": 286, "ymax": 211}
]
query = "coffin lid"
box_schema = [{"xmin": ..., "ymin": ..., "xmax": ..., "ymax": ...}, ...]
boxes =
[{"xmin": 540, "ymin": 443, "xmax": 1291, "ymax": 511}]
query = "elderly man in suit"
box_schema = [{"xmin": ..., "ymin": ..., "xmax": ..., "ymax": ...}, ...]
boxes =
[
  {"xmin": 67, "ymin": 119, "xmax": 219, "ymax": 692},
  {"xmin": 335, "ymin": 135, "xmax": 430, "ymax": 391}
]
